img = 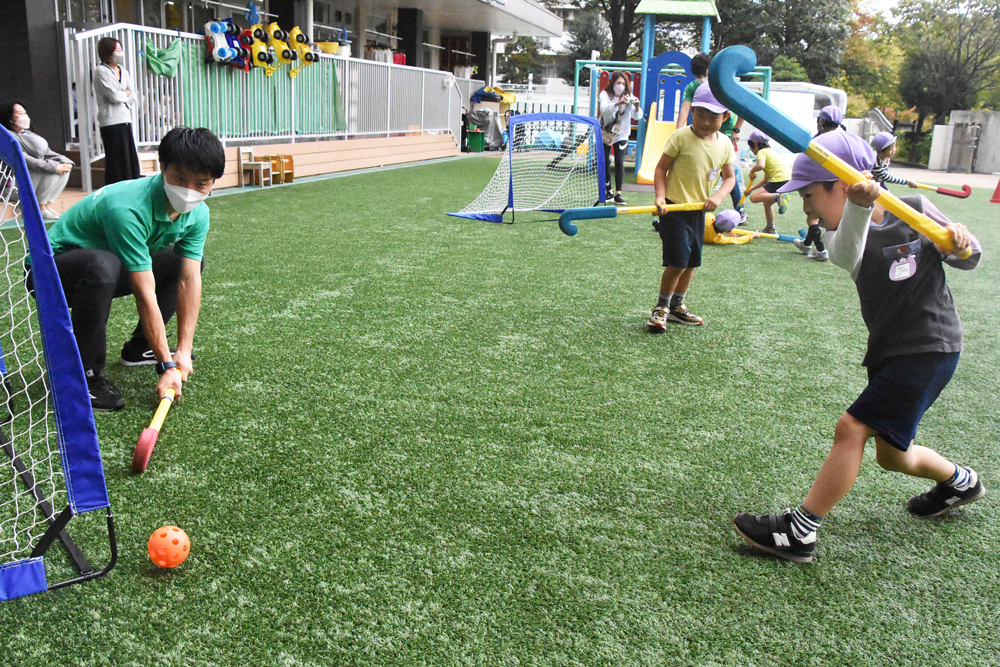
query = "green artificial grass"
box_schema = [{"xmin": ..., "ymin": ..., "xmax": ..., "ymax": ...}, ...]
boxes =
[{"xmin": 1, "ymin": 157, "xmax": 999, "ymax": 665}]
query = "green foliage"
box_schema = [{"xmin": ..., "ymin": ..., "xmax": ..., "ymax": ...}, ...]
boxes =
[
  {"xmin": 771, "ymin": 56, "xmax": 809, "ymax": 82},
  {"xmin": 893, "ymin": 0, "xmax": 1000, "ymax": 122},
  {"xmin": 895, "ymin": 133, "xmax": 932, "ymax": 165},
  {"xmin": 577, "ymin": 0, "xmax": 643, "ymax": 61},
  {"xmin": 498, "ymin": 37, "xmax": 543, "ymax": 85},
  {"xmin": 835, "ymin": 5, "xmax": 903, "ymax": 113},
  {"xmin": 558, "ymin": 12, "xmax": 610, "ymax": 86},
  {"xmin": 713, "ymin": 0, "xmax": 852, "ymax": 84}
]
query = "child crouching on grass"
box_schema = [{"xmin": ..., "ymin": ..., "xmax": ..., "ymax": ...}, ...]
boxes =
[
  {"xmin": 734, "ymin": 131, "xmax": 985, "ymax": 563},
  {"xmin": 647, "ymin": 83, "xmax": 735, "ymax": 332}
]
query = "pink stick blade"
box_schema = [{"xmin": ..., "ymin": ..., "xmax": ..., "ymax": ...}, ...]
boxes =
[
  {"xmin": 937, "ymin": 184, "xmax": 972, "ymax": 198},
  {"xmin": 132, "ymin": 428, "xmax": 160, "ymax": 473}
]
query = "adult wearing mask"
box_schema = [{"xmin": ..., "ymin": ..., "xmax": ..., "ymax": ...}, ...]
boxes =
[
  {"xmin": 0, "ymin": 102, "xmax": 74, "ymax": 220},
  {"xmin": 676, "ymin": 54, "xmax": 747, "ymax": 224},
  {"xmin": 94, "ymin": 37, "xmax": 141, "ymax": 184},
  {"xmin": 598, "ymin": 72, "xmax": 643, "ymax": 204},
  {"xmin": 27, "ymin": 127, "xmax": 223, "ymax": 411}
]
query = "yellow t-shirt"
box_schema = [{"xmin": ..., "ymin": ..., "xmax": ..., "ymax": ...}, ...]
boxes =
[
  {"xmin": 756, "ymin": 147, "xmax": 792, "ymax": 183},
  {"xmin": 704, "ymin": 225, "xmax": 753, "ymax": 245},
  {"xmin": 662, "ymin": 127, "xmax": 735, "ymax": 204}
]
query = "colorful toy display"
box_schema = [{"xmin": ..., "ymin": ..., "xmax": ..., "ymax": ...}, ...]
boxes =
[{"xmin": 201, "ymin": 14, "xmax": 320, "ymax": 78}]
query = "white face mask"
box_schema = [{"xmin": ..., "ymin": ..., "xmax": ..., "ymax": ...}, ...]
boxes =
[
  {"xmin": 15, "ymin": 115, "xmax": 30, "ymax": 130},
  {"xmin": 613, "ymin": 83, "xmax": 625, "ymax": 96},
  {"xmin": 111, "ymin": 52, "xmax": 125, "ymax": 66},
  {"xmin": 163, "ymin": 180, "xmax": 209, "ymax": 214},
  {"xmin": 696, "ymin": 76, "xmax": 707, "ymax": 84}
]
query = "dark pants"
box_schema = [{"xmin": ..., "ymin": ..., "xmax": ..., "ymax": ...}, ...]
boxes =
[
  {"xmin": 99, "ymin": 123, "xmax": 141, "ymax": 184},
  {"xmin": 27, "ymin": 247, "xmax": 202, "ymax": 374},
  {"xmin": 604, "ymin": 140, "xmax": 626, "ymax": 193}
]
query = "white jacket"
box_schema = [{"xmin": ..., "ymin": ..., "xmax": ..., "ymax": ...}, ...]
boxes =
[{"xmin": 598, "ymin": 90, "xmax": 643, "ymax": 145}]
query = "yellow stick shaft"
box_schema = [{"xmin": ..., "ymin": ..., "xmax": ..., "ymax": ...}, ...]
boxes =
[
  {"xmin": 149, "ymin": 388, "xmax": 175, "ymax": 432},
  {"xmin": 803, "ymin": 144, "xmax": 970, "ymax": 258},
  {"xmin": 915, "ymin": 183, "xmax": 936, "ymax": 191},
  {"xmin": 616, "ymin": 202, "xmax": 705, "ymax": 216},
  {"xmin": 738, "ymin": 178, "xmax": 755, "ymax": 208},
  {"xmin": 731, "ymin": 228, "xmax": 777, "ymax": 239}
]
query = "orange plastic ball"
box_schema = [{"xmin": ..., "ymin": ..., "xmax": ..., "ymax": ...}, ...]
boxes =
[{"xmin": 148, "ymin": 526, "xmax": 190, "ymax": 568}]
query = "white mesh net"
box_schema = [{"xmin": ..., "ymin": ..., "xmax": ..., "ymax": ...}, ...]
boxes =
[
  {"xmin": 450, "ymin": 115, "xmax": 604, "ymax": 223},
  {"xmin": 0, "ymin": 155, "xmax": 66, "ymax": 567}
]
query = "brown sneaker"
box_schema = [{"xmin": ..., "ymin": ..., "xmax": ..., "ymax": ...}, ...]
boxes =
[
  {"xmin": 646, "ymin": 306, "xmax": 668, "ymax": 333},
  {"xmin": 667, "ymin": 304, "xmax": 704, "ymax": 326}
]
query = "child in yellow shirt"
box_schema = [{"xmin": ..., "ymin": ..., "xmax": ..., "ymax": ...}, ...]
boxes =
[
  {"xmin": 648, "ymin": 83, "xmax": 736, "ymax": 331},
  {"xmin": 744, "ymin": 130, "xmax": 792, "ymax": 234}
]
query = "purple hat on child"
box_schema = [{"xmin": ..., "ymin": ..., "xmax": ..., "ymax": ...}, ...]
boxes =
[
  {"xmin": 777, "ymin": 131, "xmax": 876, "ymax": 193},
  {"xmin": 713, "ymin": 209, "xmax": 741, "ymax": 234},
  {"xmin": 818, "ymin": 105, "xmax": 844, "ymax": 124},
  {"xmin": 691, "ymin": 83, "xmax": 728, "ymax": 114},
  {"xmin": 871, "ymin": 131, "xmax": 897, "ymax": 151},
  {"xmin": 748, "ymin": 130, "xmax": 770, "ymax": 144}
]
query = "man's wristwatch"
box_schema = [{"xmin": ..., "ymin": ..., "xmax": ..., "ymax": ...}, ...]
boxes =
[
  {"xmin": 155, "ymin": 360, "xmax": 178, "ymax": 375},
  {"xmin": 732, "ymin": 127, "xmax": 740, "ymax": 134}
]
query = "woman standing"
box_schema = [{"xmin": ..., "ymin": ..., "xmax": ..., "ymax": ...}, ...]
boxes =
[
  {"xmin": 1, "ymin": 102, "xmax": 74, "ymax": 220},
  {"xmin": 598, "ymin": 72, "xmax": 643, "ymax": 205},
  {"xmin": 94, "ymin": 37, "xmax": 140, "ymax": 184}
]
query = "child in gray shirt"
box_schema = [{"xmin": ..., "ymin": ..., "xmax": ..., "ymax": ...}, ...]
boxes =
[{"xmin": 734, "ymin": 131, "xmax": 984, "ymax": 563}]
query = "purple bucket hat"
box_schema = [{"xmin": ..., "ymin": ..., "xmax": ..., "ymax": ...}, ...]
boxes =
[
  {"xmin": 691, "ymin": 83, "xmax": 728, "ymax": 114},
  {"xmin": 777, "ymin": 131, "xmax": 877, "ymax": 193},
  {"xmin": 818, "ymin": 105, "xmax": 844, "ymax": 124},
  {"xmin": 713, "ymin": 209, "xmax": 741, "ymax": 234},
  {"xmin": 748, "ymin": 130, "xmax": 770, "ymax": 144},
  {"xmin": 871, "ymin": 131, "xmax": 897, "ymax": 152}
]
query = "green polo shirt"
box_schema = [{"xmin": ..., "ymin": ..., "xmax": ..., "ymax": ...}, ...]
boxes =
[
  {"xmin": 46, "ymin": 173, "xmax": 209, "ymax": 272},
  {"xmin": 682, "ymin": 79, "xmax": 738, "ymax": 136}
]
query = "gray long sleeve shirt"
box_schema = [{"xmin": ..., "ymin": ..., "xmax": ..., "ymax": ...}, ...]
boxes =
[
  {"xmin": 824, "ymin": 195, "xmax": 982, "ymax": 368},
  {"xmin": 93, "ymin": 64, "xmax": 136, "ymax": 128},
  {"xmin": 14, "ymin": 130, "xmax": 73, "ymax": 175}
]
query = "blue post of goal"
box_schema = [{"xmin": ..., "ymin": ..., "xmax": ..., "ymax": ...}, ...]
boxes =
[
  {"xmin": 449, "ymin": 113, "xmax": 607, "ymax": 224},
  {"xmin": 0, "ymin": 126, "xmax": 116, "ymax": 602}
]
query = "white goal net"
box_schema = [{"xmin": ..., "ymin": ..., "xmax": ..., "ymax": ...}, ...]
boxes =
[{"xmin": 449, "ymin": 113, "xmax": 606, "ymax": 223}]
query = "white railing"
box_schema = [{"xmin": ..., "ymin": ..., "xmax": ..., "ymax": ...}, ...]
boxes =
[{"xmin": 63, "ymin": 22, "xmax": 483, "ymax": 191}]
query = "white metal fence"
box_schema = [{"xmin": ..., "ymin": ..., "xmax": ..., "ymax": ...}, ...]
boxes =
[{"xmin": 63, "ymin": 22, "xmax": 483, "ymax": 191}]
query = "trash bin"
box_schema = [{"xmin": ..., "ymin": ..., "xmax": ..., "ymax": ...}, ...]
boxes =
[{"xmin": 468, "ymin": 129, "xmax": 485, "ymax": 153}]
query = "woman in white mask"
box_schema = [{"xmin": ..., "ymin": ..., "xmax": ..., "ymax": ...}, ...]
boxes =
[
  {"xmin": 94, "ymin": 37, "xmax": 141, "ymax": 184},
  {"xmin": 598, "ymin": 71, "xmax": 643, "ymax": 205},
  {"xmin": 0, "ymin": 102, "xmax": 74, "ymax": 220}
]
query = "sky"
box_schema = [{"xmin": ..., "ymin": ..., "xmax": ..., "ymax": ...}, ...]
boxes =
[{"xmin": 862, "ymin": 0, "xmax": 902, "ymax": 20}]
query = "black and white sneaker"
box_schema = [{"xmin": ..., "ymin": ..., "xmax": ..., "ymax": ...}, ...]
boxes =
[
  {"xmin": 613, "ymin": 192, "xmax": 627, "ymax": 205},
  {"xmin": 121, "ymin": 340, "xmax": 192, "ymax": 366},
  {"xmin": 734, "ymin": 510, "xmax": 816, "ymax": 563},
  {"xmin": 908, "ymin": 469, "xmax": 986, "ymax": 517},
  {"xmin": 86, "ymin": 371, "xmax": 124, "ymax": 412}
]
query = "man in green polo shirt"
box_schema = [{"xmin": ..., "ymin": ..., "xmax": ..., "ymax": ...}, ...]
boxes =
[
  {"xmin": 676, "ymin": 53, "xmax": 748, "ymax": 224},
  {"xmin": 33, "ymin": 127, "xmax": 224, "ymax": 411}
]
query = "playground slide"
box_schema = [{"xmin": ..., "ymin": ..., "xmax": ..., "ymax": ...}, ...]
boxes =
[{"xmin": 637, "ymin": 103, "xmax": 676, "ymax": 185}]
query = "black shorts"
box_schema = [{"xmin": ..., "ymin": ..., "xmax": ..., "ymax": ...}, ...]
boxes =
[
  {"xmin": 658, "ymin": 202, "xmax": 705, "ymax": 269},
  {"xmin": 846, "ymin": 352, "xmax": 959, "ymax": 451},
  {"xmin": 765, "ymin": 180, "xmax": 789, "ymax": 194}
]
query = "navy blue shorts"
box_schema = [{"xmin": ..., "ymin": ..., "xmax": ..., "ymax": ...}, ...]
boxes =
[
  {"xmin": 658, "ymin": 202, "xmax": 705, "ymax": 269},
  {"xmin": 846, "ymin": 352, "xmax": 959, "ymax": 451},
  {"xmin": 765, "ymin": 180, "xmax": 789, "ymax": 194}
]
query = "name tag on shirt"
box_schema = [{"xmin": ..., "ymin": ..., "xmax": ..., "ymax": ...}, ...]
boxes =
[
  {"xmin": 883, "ymin": 241, "xmax": 920, "ymax": 282},
  {"xmin": 707, "ymin": 168, "xmax": 719, "ymax": 182}
]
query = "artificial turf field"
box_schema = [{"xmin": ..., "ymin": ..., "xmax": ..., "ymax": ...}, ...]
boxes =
[{"xmin": 2, "ymin": 155, "xmax": 999, "ymax": 666}]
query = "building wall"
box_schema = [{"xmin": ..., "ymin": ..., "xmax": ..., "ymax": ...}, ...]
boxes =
[{"xmin": 951, "ymin": 111, "xmax": 1000, "ymax": 175}]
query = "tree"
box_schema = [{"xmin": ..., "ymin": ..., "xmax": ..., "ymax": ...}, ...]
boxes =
[
  {"xmin": 712, "ymin": 0, "xmax": 852, "ymax": 84},
  {"xmin": 834, "ymin": 4, "xmax": 903, "ymax": 114},
  {"xmin": 771, "ymin": 56, "xmax": 808, "ymax": 81},
  {"xmin": 893, "ymin": 0, "xmax": 1000, "ymax": 123},
  {"xmin": 576, "ymin": 0, "xmax": 643, "ymax": 61},
  {"xmin": 498, "ymin": 37, "xmax": 543, "ymax": 85},
  {"xmin": 558, "ymin": 12, "xmax": 610, "ymax": 86}
]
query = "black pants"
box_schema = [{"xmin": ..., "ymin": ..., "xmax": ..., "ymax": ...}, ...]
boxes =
[
  {"xmin": 99, "ymin": 123, "xmax": 141, "ymax": 184},
  {"xmin": 604, "ymin": 140, "xmax": 626, "ymax": 193},
  {"xmin": 27, "ymin": 247, "xmax": 202, "ymax": 374},
  {"xmin": 802, "ymin": 224, "xmax": 825, "ymax": 251}
]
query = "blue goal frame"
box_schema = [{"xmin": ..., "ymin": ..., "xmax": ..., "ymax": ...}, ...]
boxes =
[{"xmin": 0, "ymin": 126, "xmax": 116, "ymax": 602}]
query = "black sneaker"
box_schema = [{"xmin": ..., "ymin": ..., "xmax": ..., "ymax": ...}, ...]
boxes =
[
  {"xmin": 734, "ymin": 510, "xmax": 816, "ymax": 563},
  {"xmin": 908, "ymin": 468, "xmax": 986, "ymax": 517},
  {"xmin": 121, "ymin": 340, "xmax": 192, "ymax": 366},
  {"xmin": 86, "ymin": 371, "xmax": 125, "ymax": 412},
  {"xmin": 613, "ymin": 192, "xmax": 627, "ymax": 205}
]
